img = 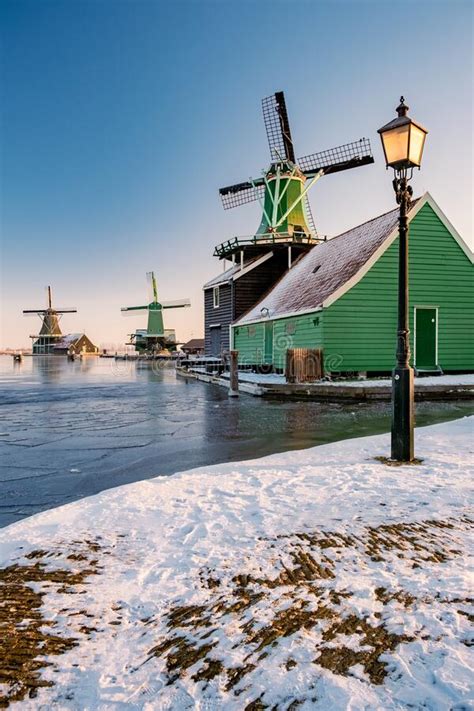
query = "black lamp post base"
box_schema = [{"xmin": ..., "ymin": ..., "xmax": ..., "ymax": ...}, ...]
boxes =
[{"xmin": 391, "ymin": 366, "xmax": 414, "ymax": 461}]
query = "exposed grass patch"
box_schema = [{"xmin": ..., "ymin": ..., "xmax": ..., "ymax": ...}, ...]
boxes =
[
  {"xmin": 146, "ymin": 515, "xmax": 471, "ymax": 707},
  {"xmin": 0, "ymin": 542, "xmax": 101, "ymax": 707}
]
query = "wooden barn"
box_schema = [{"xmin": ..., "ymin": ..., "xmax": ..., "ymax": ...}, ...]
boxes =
[
  {"xmin": 231, "ymin": 194, "xmax": 473, "ymax": 375},
  {"xmin": 52, "ymin": 333, "xmax": 98, "ymax": 356}
]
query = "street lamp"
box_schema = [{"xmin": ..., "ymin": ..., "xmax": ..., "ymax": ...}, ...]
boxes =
[{"xmin": 378, "ymin": 97, "xmax": 428, "ymax": 461}]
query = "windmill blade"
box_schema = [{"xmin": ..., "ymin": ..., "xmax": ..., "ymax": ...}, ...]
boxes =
[
  {"xmin": 303, "ymin": 196, "xmax": 318, "ymax": 237},
  {"xmin": 298, "ymin": 138, "xmax": 374, "ymax": 176},
  {"xmin": 262, "ymin": 91, "xmax": 295, "ymax": 163},
  {"xmin": 146, "ymin": 271, "xmax": 158, "ymax": 303},
  {"xmin": 23, "ymin": 306, "xmax": 77, "ymax": 314},
  {"xmin": 121, "ymin": 306, "xmax": 148, "ymax": 314},
  {"xmin": 161, "ymin": 299, "xmax": 191, "ymax": 309},
  {"xmin": 219, "ymin": 180, "xmax": 265, "ymax": 210}
]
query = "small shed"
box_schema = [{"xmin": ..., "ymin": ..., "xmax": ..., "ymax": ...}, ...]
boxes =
[
  {"xmin": 232, "ymin": 193, "xmax": 473, "ymax": 375},
  {"xmin": 52, "ymin": 333, "xmax": 98, "ymax": 356},
  {"xmin": 181, "ymin": 339, "xmax": 205, "ymax": 356}
]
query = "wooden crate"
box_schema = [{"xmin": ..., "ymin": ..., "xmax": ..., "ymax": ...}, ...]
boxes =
[{"xmin": 285, "ymin": 348, "xmax": 324, "ymax": 383}]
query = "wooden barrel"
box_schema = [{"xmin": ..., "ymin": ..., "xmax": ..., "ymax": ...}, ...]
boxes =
[{"xmin": 285, "ymin": 348, "xmax": 324, "ymax": 383}]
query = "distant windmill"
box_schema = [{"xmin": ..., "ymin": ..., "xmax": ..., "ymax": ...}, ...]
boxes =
[
  {"xmin": 215, "ymin": 91, "xmax": 374, "ymax": 259},
  {"xmin": 23, "ymin": 286, "xmax": 77, "ymax": 354},
  {"xmin": 121, "ymin": 272, "xmax": 190, "ymax": 354}
]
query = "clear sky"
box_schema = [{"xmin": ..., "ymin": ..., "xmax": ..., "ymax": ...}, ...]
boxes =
[{"xmin": 1, "ymin": 0, "xmax": 472, "ymax": 349}]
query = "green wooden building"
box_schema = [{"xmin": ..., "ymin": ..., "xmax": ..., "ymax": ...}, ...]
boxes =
[{"xmin": 232, "ymin": 193, "xmax": 473, "ymax": 375}]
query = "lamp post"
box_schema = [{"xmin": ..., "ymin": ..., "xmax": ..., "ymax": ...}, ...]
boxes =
[{"xmin": 378, "ymin": 97, "xmax": 428, "ymax": 461}]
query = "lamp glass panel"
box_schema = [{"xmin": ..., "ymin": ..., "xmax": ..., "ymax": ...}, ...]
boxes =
[
  {"xmin": 408, "ymin": 125, "xmax": 426, "ymax": 167},
  {"xmin": 381, "ymin": 124, "xmax": 410, "ymax": 166}
]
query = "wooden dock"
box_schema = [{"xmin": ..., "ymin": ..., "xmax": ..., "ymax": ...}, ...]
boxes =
[{"xmin": 176, "ymin": 366, "xmax": 474, "ymax": 402}]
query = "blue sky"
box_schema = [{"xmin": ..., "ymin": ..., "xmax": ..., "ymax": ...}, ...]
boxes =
[{"xmin": 1, "ymin": 0, "xmax": 472, "ymax": 348}]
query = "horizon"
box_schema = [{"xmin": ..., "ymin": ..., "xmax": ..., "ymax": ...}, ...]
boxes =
[{"xmin": 1, "ymin": 0, "xmax": 472, "ymax": 350}]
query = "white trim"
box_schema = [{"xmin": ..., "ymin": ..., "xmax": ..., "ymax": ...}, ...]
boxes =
[
  {"xmin": 323, "ymin": 192, "xmax": 472, "ymax": 309},
  {"xmin": 213, "ymin": 286, "xmax": 220, "ymax": 309},
  {"xmin": 422, "ymin": 193, "xmax": 473, "ymax": 261},
  {"xmin": 233, "ymin": 305, "xmax": 323, "ymax": 328},
  {"xmin": 414, "ymin": 305, "xmax": 439, "ymax": 367},
  {"xmin": 209, "ymin": 323, "xmax": 221, "ymax": 329},
  {"xmin": 233, "ymin": 251, "xmax": 274, "ymax": 281}
]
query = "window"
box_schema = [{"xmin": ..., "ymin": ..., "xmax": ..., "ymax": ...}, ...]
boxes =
[{"xmin": 213, "ymin": 286, "xmax": 220, "ymax": 308}]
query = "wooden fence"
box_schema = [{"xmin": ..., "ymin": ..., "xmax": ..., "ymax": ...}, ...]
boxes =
[{"xmin": 285, "ymin": 348, "xmax": 324, "ymax": 383}]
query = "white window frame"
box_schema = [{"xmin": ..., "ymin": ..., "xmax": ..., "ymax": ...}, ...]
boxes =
[
  {"xmin": 213, "ymin": 286, "xmax": 220, "ymax": 309},
  {"xmin": 414, "ymin": 305, "xmax": 439, "ymax": 367}
]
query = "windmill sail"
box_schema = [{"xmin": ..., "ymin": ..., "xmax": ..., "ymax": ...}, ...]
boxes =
[
  {"xmin": 262, "ymin": 91, "xmax": 295, "ymax": 162},
  {"xmin": 219, "ymin": 180, "xmax": 265, "ymax": 210},
  {"xmin": 161, "ymin": 299, "xmax": 191, "ymax": 309},
  {"xmin": 303, "ymin": 196, "xmax": 318, "ymax": 237},
  {"xmin": 298, "ymin": 138, "xmax": 373, "ymax": 176}
]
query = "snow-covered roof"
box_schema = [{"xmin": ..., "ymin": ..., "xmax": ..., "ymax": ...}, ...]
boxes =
[
  {"xmin": 203, "ymin": 253, "xmax": 274, "ymax": 289},
  {"xmin": 235, "ymin": 200, "xmax": 421, "ymax": 325},
  {"xmin": 52, "ymin": 333, "xmax": 83, "ymax": 348},
  {"xmin": 204, "ymin": 264, "xmax": 239, "ymax": 289}
]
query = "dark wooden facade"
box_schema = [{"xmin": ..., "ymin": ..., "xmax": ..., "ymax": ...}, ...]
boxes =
[
  {"xmin": 204, "ymin": 251, "xmax": 305, "ymax": 357},
  {"xmin": 204, "ymin": 282, "xmax": 233, "ymax": 356}
]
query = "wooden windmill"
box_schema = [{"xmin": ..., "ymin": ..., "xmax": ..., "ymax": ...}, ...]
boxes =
[
  {"xmin": 121, "ymin": 272, "xmax": 190, "ymax": 354},
  {"xmin": 215, "ymin": 91, "xmax": 374, "ymax": 261},
  {"xmin": 23, "ymin": 286, "xmax": 77, "ymax": 354}
]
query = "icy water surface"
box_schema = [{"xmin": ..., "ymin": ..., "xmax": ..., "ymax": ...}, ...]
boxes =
[{"xmin": 0, "ymin": 355, "xmax": 472, "ymax": 527}]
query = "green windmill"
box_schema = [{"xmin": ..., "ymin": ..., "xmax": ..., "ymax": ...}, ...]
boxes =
[
  {"xmin": 214, "ymin": 91, "xmax": 374, "ymax": 260},
  {"xmin": 121, "ymin": 272, "xmax": 190, "ymax": 354}
]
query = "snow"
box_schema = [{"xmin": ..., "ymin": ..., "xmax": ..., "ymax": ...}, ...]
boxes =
[
  {"xmin": 221, "ymin": 371, "xmax": 474, "ymax": 388},
  {"xmin": 1, "ymin": 417, "xmax": 473, "ymax": 709},
  {"xmin": 320, "ymin": 373, "xmax": 474, "ymax": 388}
]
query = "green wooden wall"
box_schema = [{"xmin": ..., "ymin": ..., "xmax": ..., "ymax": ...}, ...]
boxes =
[
  {"xmin": 232, "ymin": 203, "xmax": 473, "ymax": 372},
  {"xmin": 234, "ymin": 322, "xmax": 265, "ymax": 366},
  {"xmin": 234, "ymin": 314, "xmax": 324, "ymax": 368},
  {"xmin": 323, "ymin": 203, "xmax": 473, "ymax": 372}
]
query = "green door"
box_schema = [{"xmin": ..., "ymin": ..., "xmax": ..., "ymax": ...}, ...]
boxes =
[
  {"xmin": 264, "ymin": 322, "xmax": 274, "ymax": 364},
  {"xmin": 415, "ymin": 308, "xmax": 437, "ymax": 369}
]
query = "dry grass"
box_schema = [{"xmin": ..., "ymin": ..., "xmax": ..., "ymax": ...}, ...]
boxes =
[
  {"xmin": 145, "ymin": 515, "xmax": 472, "ymax": 706},
  {"xmin": 0, "ymin": 542, "xmax": 101, "ymax": 707}
]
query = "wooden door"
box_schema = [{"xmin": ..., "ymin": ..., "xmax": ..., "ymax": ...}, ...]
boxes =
[
  {"xmin": 210, "ymin": 327, "xmax": 221, "ymax": 357},
  {"xmin": 415, "ymin": 308, "xmax": 437, "ymax": 369},
  {"xmin": 264, "ymin": 322, "xmax": 273, "ymax": 364}
]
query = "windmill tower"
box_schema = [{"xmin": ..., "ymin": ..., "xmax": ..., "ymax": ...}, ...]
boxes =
[
  {"xmin": 215, "ymin": 91, "xmax": 374, "ymax": 263},
  {"xmin": 121, "ymin": 272, "xmax": 191, "ymax": 354},
  {"xmin": 23, "ymin": 286, "xmax": 77, "ymax": 354}
]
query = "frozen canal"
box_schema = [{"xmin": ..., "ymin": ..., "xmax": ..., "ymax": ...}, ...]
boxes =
[{"xmin": 0, "ymin": 355, "xmax": 472, "ymax": 528}]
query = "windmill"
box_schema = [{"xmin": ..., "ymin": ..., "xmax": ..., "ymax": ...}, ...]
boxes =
[
  {"xmin": 23, "ymin": 286, "xmax": 77, "ymax": 354},
  {"xmin": 214, "ymin": 91, "xmax": 374, "ymax": 261},
  {"xmin": 121, "ymin": 272, "xmax": 191, "ymax": 354}
]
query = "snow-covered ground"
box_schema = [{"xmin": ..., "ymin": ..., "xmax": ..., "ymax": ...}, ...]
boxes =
[
  {"xmin": 1, "ymin": 417, "xmax": 473, "ymax": 709},
  {"xmin": 222, "ymin": 372, "xmax": 474, "ymax": 387}
]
